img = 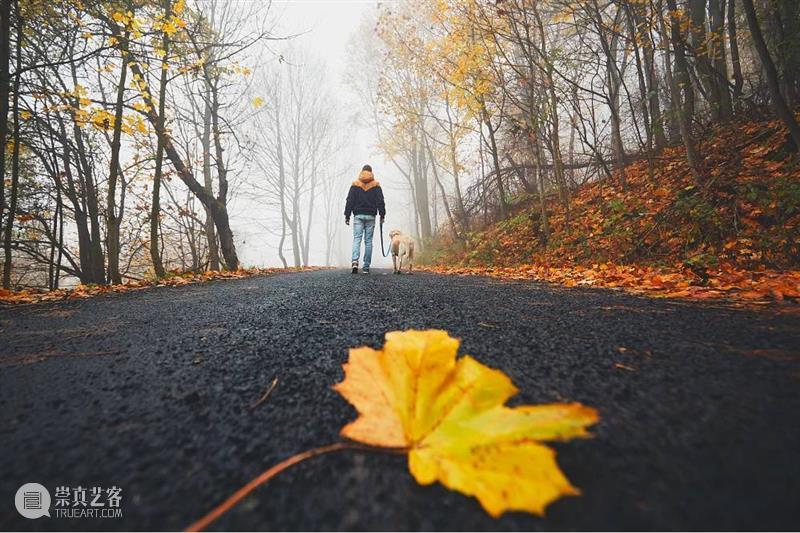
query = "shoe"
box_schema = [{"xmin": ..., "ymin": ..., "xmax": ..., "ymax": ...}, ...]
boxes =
[
  {"xmin": 362, "ymin": 267, "xmax": 370, "ymax": 274},
  {"xmin": 351, "ymin": 261, "xmax": 358, "ymax": 274}
]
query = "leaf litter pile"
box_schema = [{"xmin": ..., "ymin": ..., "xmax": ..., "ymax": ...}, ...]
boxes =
[
  {"xmin": 0, "ymin": 267, "xmax": 321, "ymax": 305},
  {"xmin": 188, "ymin": 330, "xmax": 598, "ymax": 530},
  {"xmin": 423, "ymin": 117, "xmax": 800, "ymax": 305}
]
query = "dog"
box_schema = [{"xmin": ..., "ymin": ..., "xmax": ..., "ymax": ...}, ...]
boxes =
[{"xmin": 389, "ymin": 229, "xmax": 415, "ymax": 274}]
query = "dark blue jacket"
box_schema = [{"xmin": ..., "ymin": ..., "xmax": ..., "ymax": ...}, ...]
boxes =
[{"xmin": 345, "ymin": 179, "xmax": 386, "ymax": 219}]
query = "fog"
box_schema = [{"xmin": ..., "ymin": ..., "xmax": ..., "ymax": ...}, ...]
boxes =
[{"xmin": 230, "ymin": 0, "xmax": 410, "ymax": 269}]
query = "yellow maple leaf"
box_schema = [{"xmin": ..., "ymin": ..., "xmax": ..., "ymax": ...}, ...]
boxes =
[
  {"xmin": 334, "ymin": 329, "xmax": 598, "ymax": 517},
  {"xmin": 251, "ymin": 96, "xmax": 264, "ymax": 109}
]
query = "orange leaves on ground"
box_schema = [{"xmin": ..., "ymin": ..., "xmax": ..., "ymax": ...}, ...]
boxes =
[
  {"xmin": 427, "ymin": 116, "xmax": 799, "ymax": 305},
  {"xmin": 334, "ymin": 329, "xmax": 599, "ymax": 517},
  {"xmin": 0, "ymin": 267, "xmax": 322, "ymax": 305},
  {"xmin": 423, "ymin": 264, "xmax": 800, "ymax": 305}
]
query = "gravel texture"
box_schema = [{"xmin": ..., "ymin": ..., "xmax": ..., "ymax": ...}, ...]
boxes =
[{"xmin": 1, "ymin": 269, "xmax": 799, "ymax": 531}]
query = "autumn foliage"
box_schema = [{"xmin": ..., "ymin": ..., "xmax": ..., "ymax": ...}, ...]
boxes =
[
  {"xmin": 423, "ymin": 117, "xmax": 800, "ymax": 303},
  {"xmin": 335, "ymin": 329, "xmax": 598, "ymax": 517},
  {"xmin": 189, "ymin": 329, "xmax": 598, "ymax": 530},
  {"xmin": 0, "ymin": 267, "xmax": 321, "ymax": 305}
]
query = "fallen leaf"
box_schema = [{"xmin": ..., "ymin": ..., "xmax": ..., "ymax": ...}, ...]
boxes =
[
  {"xmin": 739, "ymin": 290, "xmax": 768, "ymax": 300},
  {"xmin": 0, "ymin": 267, "xmax": 326, "ymax": 305},
  {"xmin": 334, "ymin": 329, "xmax": 598, "ymax": 517}
]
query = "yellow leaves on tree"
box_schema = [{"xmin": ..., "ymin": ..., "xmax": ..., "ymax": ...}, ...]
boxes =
[
  {"xmin": 72, "ymin": 84, "xmax": 91, "ymax": 108},
  {"xmin": 132, "ymin": 101, "xmax": 152, "ymax": 114},
  {"xmin": 157, "ymin": 15, "xmax": 186, "ymax": 37},
  {"xmin": 376, "ymin": 0, "xmax": 501, "ymax": 123},
  {"xmin": 88, "ymin": 109, "xmax": 115, "ymax": 130},
  {"xmin": 161, "ymin": 19, "xmax": 178, "ymax": 36},
  {"xmin": 111, "ymin": 11, "xmax": 131, "ymax": 25},
  {"xmin": 110, "ymin": 10, "xmax": 144, "ymax": 38},
  {"xmin": 124, "ymin": 115, "xmax": 148, "ymax": 135},
  {"xmin": 334, "ymin": 329, "xmax": 598, "ymax": 517},
  {"xmin": 251, "ymin": 96, "xmax": 265, "ymax": 109}
]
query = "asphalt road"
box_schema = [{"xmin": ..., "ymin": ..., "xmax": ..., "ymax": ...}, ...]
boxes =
[{"xmin": 1, "ymin": 269, "xmax": 799, "ymax": 531}]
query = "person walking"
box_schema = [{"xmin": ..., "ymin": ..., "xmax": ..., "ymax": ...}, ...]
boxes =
[{"xmin": 344, "ymin": 164, "xmax": 386, "ymax": 274}]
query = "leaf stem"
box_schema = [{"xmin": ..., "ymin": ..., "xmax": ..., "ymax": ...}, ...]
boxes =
[
  {"xmin": 247, "ymin": 377, "xmax": 279, "ymax": 410},
  {"xmin": 185, "ymin": 442, "xmax": 405, "ymax": 532}
]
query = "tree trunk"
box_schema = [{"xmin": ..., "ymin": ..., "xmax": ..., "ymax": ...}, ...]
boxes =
[
  {"xmin": 70, "ymin": 58, "xmax": 105, "ymax": 283},
  {"xmin": 2, "ymin": 3, "xmax": 20, "ymax": 288},
  {"xmin": 741, "ymin": 0, "xmax": 800, "ymax": 149},
  {"xmin": 529, "ymin": 130, "xmax": 549, "ymax": 243},
  {"xmin": 106, "ymin": 45, "xmax": 128, "ymax": 285},
  {"xmin": 290, "ymin": 189, "xmax": 301, "ymax": 267},
  {"xmin": 768, "ymin": 0, "xmax": 800, "ymax": 106},
  {"xmin": 664, "ymin": 0, "xmax": 702, "ymax": 177},
  {"xmin": 728, "ymin": 0, "xmax": 744, "ymax": 103},
  {"xmin": 412, "ymin": 126, "xmax": 433, "ymax": 241},
  {"xmin": 275, "ymin": 100, "xmax": 288, "ymax": 268},
  {"xmin": 0, "ymin": 0, "xmax": 10, "ymax": 238},
  {"xmin": 591, "ymin": 1, "xmax": 627, "ymax": 188},
  {"xmin": 639, "ymin": 6, "xmax": 666, "ymax": 150},
  {"xmin": 202, "ymin": 81, "xmax": 220, "ymax": 271},
  {"xmin": 150, "ymin": 0, "xmax": 170, "ymax": 278},
  {"xmin": 709, "ymin": 0, "xmax": 733, "ymax": 119},
  {"xmin": 48, "ymin": 178, "xmax": 60, "ymax": 289},
  {"xmin": 483, "ymin": 113, "xmax": 507, "ymax": 219},
  {"xmin": 661, "ymin": 37, "xmax": 682, "ymax": 143},
  {"xmin": 302, "ymin": 158, "xmax": 317, "ymax": 266},
  {"xmin": 210, "ymin": 77, "xmax": 230, "ymax": 268},
  {"xmin": 627, "ymin": 4, "xmax": 654, "ymax": 161},
  {"xmin": 688, "ymin": 0, "xmax": 722, "ymax": 118},
  {"xmin": 290, "ymin": 105, "xmax": 302, "ymax": 268},
  {"xmin": 532, "ymin": 1, "xmax": 569, "ymax": 207},
  {"xmin": 51, "ymin": 183, "xmax": 64, "ymax": 289},
  {"xmin": 668, "ymin": 0, "xmax": 696, "ymax": 119},
  {"xmin": 57, "ymin": 119, "xmax": 95, "ymax": 284},
  {"xmin": 607, "ymin": 44, "xmax": 627, "ymax": 188},
  {"xmin": 443, "ymin": 91, "xmax": 467, "ymax": 231}
]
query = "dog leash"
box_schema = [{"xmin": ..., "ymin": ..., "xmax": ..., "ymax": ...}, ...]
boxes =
[{"xmin": 379, "ymin": 220, "xmax": 391, "ymax": 257}]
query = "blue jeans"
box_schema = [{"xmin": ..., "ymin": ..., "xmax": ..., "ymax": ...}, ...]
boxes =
[{"xmin": 351, "ymin": 214, "xmax": 376, "ymax": 268}]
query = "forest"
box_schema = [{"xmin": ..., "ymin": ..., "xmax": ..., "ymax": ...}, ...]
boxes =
[
  {"xmin": 0, "ymin": 0, "xmax": 798, "ymax": 297},
  {"xmin": 349, "ymin": 0, "xmax": 798, "ymax": 296},
  {"xmin": 0, "ymin": 0, "xmax": 346, "ymax": 291},
  {"xmin": 2, "ymin": 1, "xmax": 800, "ymax": 530}
]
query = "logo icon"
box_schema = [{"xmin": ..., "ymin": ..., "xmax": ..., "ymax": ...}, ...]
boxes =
[{"xmin": 15, "ymin": 483, "xmax": 51, "ymax": 519}]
